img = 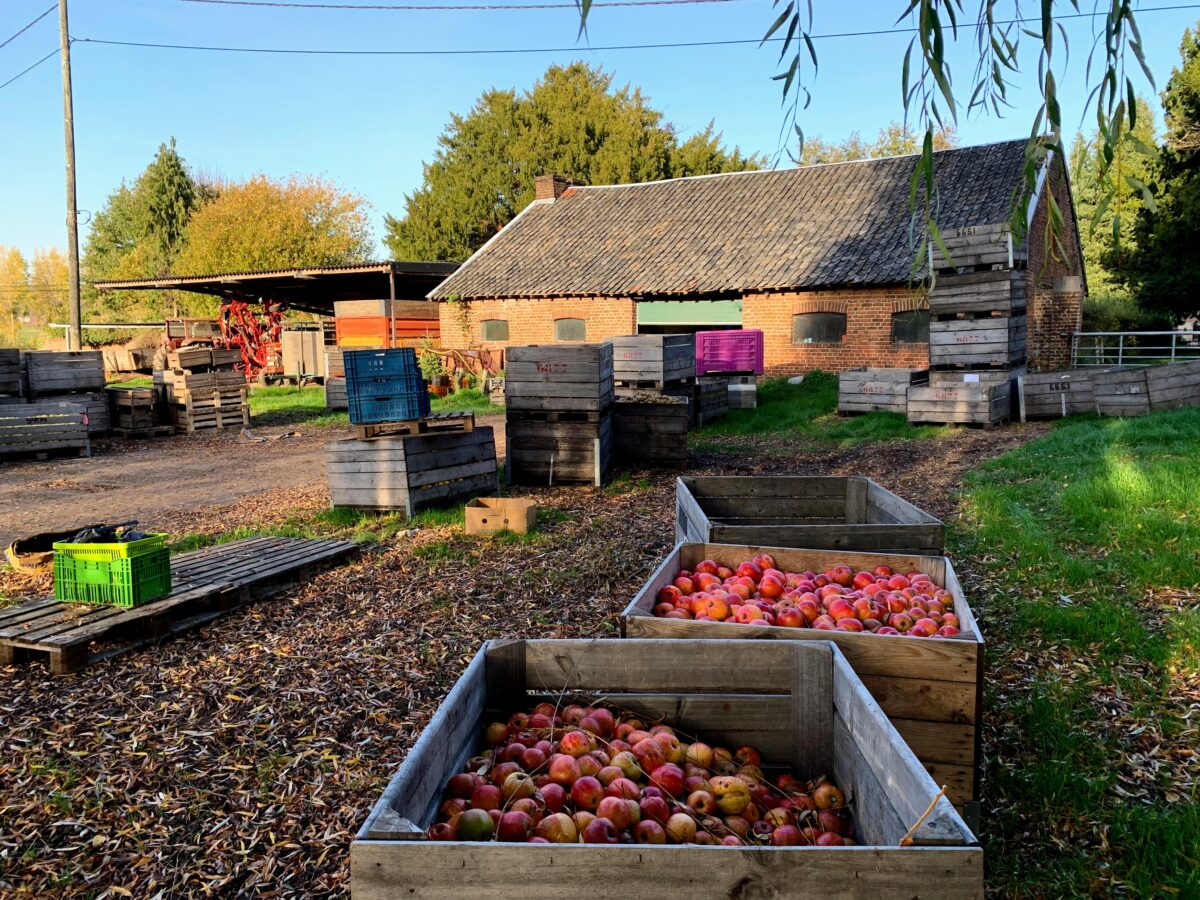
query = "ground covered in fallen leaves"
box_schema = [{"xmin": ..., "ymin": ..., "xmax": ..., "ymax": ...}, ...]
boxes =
[{"xmin": 8, "ymin": 419, "xmax": 1167, "ymax": 899}]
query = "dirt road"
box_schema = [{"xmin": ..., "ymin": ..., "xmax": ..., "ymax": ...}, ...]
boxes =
[{"xmin": 0, "ymin": 415, "xmax": 506, "ymax": 548}]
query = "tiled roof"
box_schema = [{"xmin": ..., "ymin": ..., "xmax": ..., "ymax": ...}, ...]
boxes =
[{"xmin": 430, "ymin": 139, "xmax": 1031, "ymax": 300}]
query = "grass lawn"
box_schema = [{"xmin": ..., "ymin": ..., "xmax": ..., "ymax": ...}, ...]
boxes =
[
  {"xmin": 693, "ymin": 371, "xmax": 948, "ymax": 449},
  {"xmin": 955, "ymin": 409, "xmax": 1200, "ymax": 897}
]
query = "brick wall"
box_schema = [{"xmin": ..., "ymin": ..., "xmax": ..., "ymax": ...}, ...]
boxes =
[
  {"xmin": 1025, "ymin": 155, "xmax": 1085, "ymax": 372},
  {"xmin": 742, "ymin": 287, "xmax": 930, "ymax": 376},
  {"xmin": 437, "ymin": 297, "xmax": 637, "ymax": 351}
]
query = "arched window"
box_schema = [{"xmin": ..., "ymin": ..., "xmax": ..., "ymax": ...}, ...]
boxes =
[
  {"xmin": 891, "ymin": 309, "xmax": 930, "ymax": 344},
  {"xmin": 792, "ymin": 312, "xmax": 846, "ymax": 344},
  {"xmin": 480, "ymin": 319, "xmax": 509, "ymax": 341},
  {"xmin": 554, "ymin": 318, "xmax": 586, "ymax": 341}
]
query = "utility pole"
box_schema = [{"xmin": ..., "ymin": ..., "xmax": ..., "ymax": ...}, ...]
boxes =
[{"xmin": 58, "ymin": 0, "xmax": 82, "ymax": 351}]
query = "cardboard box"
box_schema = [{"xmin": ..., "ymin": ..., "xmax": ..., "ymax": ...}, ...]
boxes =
[{"xmin": 464, "ymin": 497, "xmax": 537, "ymax": 535}]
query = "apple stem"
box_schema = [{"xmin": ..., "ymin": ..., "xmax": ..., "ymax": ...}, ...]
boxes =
[{"xmin": 898, "ymin": 785, "xmax": 949, "ymax": 846}]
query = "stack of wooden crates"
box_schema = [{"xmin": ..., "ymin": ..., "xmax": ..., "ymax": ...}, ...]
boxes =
[
  {"xmin": 156, "ymin": 348, "xmax": 248, "ymax": 433},
  {"xmin": 21, "ymin": 350, "xmax": 109, "ymax": 436},
  {"xmin": 324, "ymin": 347, "xmax": 347, "ymax": 411},
  {"xmin": 0, "ymin": 349, "xmax": 98, "ymax": 459},
  {"xmin": 326, "ymin": 348, "xmax": 498, "ymax": 514},
  {"xmin": 605, "ymin": 335, "xmax": 694, "ymax": 467},
  {"xmin": 505, "ymin": 344, "xmax": 613, "ymax": 486},
  {"xmin": 609, "ymin": 334, "xmax": 728, "ymax": 426},
  {"xmin": 907, "ymin": 225, "xmax": 1027, "ymax": 426}
]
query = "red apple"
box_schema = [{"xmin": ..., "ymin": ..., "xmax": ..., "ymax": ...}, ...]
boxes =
[
  {"xmin": 497, "ymin": 810, "xmax": 533, "ymax": 842},
  {"xmin": 571, "ymin": 776, "xmax": 604, "ymax": 810},
  {"xmin": 633, "ymin": 819, "xmax": 666, "ymax": 844},
  {"xmin": 534, "ymin": 812, "xmax": 577, "ymax": 843},
  {"xmin": 582, "ymin": 817, "xmax": 619, "ymax": 844}
]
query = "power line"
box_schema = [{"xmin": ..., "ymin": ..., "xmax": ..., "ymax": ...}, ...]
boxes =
[
  {"xmin": 177, "ymin": 0, "xmax": 741, "ymax": 9},
  {"xmin": 72, "ymin": 4, "xmax": 1200, "ymax": 57},
  {"xmin": 0, "ymin": 47, "xmax": 57, "ymax": 91},
  {"xmin": 0, "ymin": 4, "xmax": 55, "ymax": 50}
]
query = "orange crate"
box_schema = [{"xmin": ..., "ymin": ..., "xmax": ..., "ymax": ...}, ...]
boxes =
[{"xmin": 336, "ymin": 316, "xmax": 440, "ymax": 348}]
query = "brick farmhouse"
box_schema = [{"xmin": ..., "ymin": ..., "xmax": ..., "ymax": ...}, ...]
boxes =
[{"xmin": 431, "ymin": 139, "xmax": 1086, "ymax": 374}]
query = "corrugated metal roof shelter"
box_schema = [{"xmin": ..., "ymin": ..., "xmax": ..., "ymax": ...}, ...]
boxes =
[
  {"xmin": 430, "ymin": 140, "xmax": 1031, "ymax": 301},
  {"xmin": 95, "ymin": 261, "xmax": 458, "ymax": 316}
]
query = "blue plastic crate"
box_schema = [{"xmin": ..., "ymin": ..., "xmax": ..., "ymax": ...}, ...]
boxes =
[
  {"xmin": 344, "ymin": 348, "xmax": 420, "ymax": 382},
  {"xmin": 346, "ymin": 371, "xmax": 427, "ymax": 400},
  {"xmin": 348, "ymin": 390, "xmax": 431, "ymax": 425}
]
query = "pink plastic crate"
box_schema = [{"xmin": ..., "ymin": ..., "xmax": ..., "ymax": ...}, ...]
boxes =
[{"xmin": 695, "ymin": 330, "xmax": 764, "ymax": 376}]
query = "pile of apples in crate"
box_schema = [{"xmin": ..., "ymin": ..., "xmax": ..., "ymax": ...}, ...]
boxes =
[
  {"xmin": 427, "ymin": 702, "xmax": 853, "ymax": 846},
  {"xmin": 653, "ymin": 552, "xmax": 961, "ymax": 638}
]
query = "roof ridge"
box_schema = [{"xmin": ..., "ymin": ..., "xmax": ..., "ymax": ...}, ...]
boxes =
[{"xmin": 565, "ymin": 137, "xmax": 1030, "ymax": 193}]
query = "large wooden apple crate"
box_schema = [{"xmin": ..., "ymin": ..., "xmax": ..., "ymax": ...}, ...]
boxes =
[
  {"xmin": 928, "ymin": 312, "xmax": 1027, "ymax": 369},
  {"xmin": 326, "ymin": 427, "xmax": 498, "ymax": 515},
  {"xmin": 676, "ymin": 476, "xmax": 944, "ymax": 555},
  {"xmin": 620, "ymin": 544, "xmax": 983, "ymax": 817},
  {"xmin": 928, "ymin": 222, "xmax": 1027, "ymax": 271},
  {"xmin": 505, "ymin": 344, "xmax": 614, "ymax": 413},
  {"xmin": 608, "ymin": 334, "xmax": 695, "ymax": 388},
  {"xmin": 611, "ymin": 396, "xmax": 688, "ymax": 468},
  {"xmin": 0, "ymin": 401, "xmax": 91, "ymax": 459},
  {"xmin": 1146, "ymin": 359, "xmax": 1200, "ymax": 411},
  {"xmin": 693, "ymin": 375, "xmax": 728, "ymax": 425},
  {"xmin": 352, "ymin": 638, "xmax": 982, "ymax": 900},
  {"xmin": 1017, "ymin": 370, "xmax": 1095, "ymax": 420},
  {"xmin": 838, "ymin": 368, "xmax": 929, "ymax": 415},
  {"xmin": 324, "ymin": 376, "xmax": 348, "ymax": 411},
  {"xmin": 906, "ymin": 382, "xmax": 1011, "ymax": 427},
  {"xmin": 22, "ymin": 349, "xmax": 105, "ymax": 398},
  {"xmin": 505, "ymin": 411, "xmax": 613, "ymax": 486},
  {"xmin": 1092, "ymin": 367, "xmax": 1150, "ymax": 417},
  {"xmin": 928, "ymin": 269, "xmax": 1026, "ymax": 316},
  {"xmin": 0, "ymin": 348, "xmax": 21, "ymax": 398}
]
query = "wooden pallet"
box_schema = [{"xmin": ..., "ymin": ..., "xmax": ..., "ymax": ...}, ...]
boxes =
[
  {"xmin": 173, "ymin": 387, "xmax": 250, "ymax": 433},
  {"xmin": 0, "ymin": 536, "xmax": 356, "ymax": 674},
  {"xmin": 354, "ymin": 412, "xmax": 475, "ymax": 439},
  {"xmin": 113, "ymin": 425, "xmax": 175, "ymax": 438}
]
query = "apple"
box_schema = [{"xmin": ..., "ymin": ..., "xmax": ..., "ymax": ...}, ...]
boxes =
[
  {"xmin": 813, "ymin": 783, "xmax": 845, "ymax": 810},
  {"xmin": 596, "ymin": 795, "xmax": 635, "ymax": 830},
  {"xmin": 582, "ymin": 817, "xmax": 620, "ymax": 844},
  {"xmin": 427, "ymin": 821, "xmax": 457, "ymax": 840},
  {"xmin": 816, "ymin": 831, "xmax": 846, "ymax": 846},
  {"xmin": 687, "ymin": 790, "xmax": 717, "ymax": 815},
  {"xmin": 456, "ymin": 807, "xmax": 494, "ymax": 841},
  {"xmin": 650, "ymin": 764, "xmax": 686, "ymax": 797},
  {"xmin": 639, "ymin": 795, "xmax": 670, "ymax": 824},
  {"xmin": 664, "ymin": 813, "xmax": 697, "ymax": 843},
  {"xmin": 534, "ymin": 812, "xmax": 577, "ymax": 843},
  {"xmin": 605, "ymin": 777, "xmax": 640, "ymax": 800},
  {"xmin": 634, "ymin": 820, "xmax": 667, "ymax": 844},
  {"xmin": 541, "ymin": 782, "xmax": 567, "ymax": 812},
  {"xmin": 497, "ymin": 810, "xmax": 533, "ymax": 842},
  {"xmin": 571, "ymin": 776, "xmax": 604, "ymax": 810},
  {"xmin": 548, "ymin": 754, "xmax": 581, "ymax": 786},
  {"xmin": 470, "ymin": 784, "xmax": 502, "ymax": 811}
]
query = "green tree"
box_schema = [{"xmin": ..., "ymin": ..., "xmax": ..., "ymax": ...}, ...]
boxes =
[
  {"xmin": 385, "ymin": 63, "xmax": 760, "ymax": 261},
  {"xmin": 176, "ymin": 174, "xmax": 373, "ymax": 277},
  {"xmin": 1122, "ymin": 22, "xmax": 1200, "ymax": 323},
  {"xmin": 798, "ymin": 122, "xmax": 957, "ymax": 166},
  {"xmin": 83, "ymin": 138, "xmax": 201, "ymax": 319},
  {"xmin": 0, "ymin": 246, "xmax": 31, "ymax": 345},
  {"xmin": 1069, "ymin": 96, "xmax": 1158, "ymax": 297}
]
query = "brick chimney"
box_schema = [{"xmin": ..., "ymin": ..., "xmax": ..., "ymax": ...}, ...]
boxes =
[{"xmin": 534, "ymin": 174, "xmax": 578, "ymax": 202}]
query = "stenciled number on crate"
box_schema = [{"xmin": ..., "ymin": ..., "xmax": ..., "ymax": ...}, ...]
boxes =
[
  {"xmin": 1049, "ymin": 383, "xmax": 1071, "ymax": 392},
  {"xmin": 953, "ymin": 334, "xmax": 985, "ymax": 344},
  {"xmin": 535, "ymin": 362, "xmax": 569, "ymax": 374}
]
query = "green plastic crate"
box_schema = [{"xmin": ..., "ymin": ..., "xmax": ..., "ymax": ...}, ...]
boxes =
[
  {"xmin": 53, "ymin": 547, "xmax": 172, "ymax": 607},
  {"xmin": 52, "ymin": 533, "xmax": 167, "ymax": 562}
]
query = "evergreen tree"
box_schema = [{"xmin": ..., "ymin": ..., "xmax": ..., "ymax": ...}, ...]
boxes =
[
  {"xmin": 384, "ymin": 63, "xmax": 761, "ymax": 261},
  {"xmin": 1121, "ymin": 22, "xmax": 1200, "ymax": 323}
]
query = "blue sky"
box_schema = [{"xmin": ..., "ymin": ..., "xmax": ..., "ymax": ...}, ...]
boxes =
[{"xmin": 1, "ymin": 0, "xmax": 1197, "ymax": 258}]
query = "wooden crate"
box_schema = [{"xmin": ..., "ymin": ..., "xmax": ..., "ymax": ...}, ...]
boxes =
[
  {"xmin": 0, "ymin": 402, "xmax": 90, "ymax": 459},
  {"xmin": 172, "ymin": 387, "xmax": 250, "ymax": 433},
  {"xmin": 70, "ymin": 391, "xmax": 110, "ymax": 435},
  {"xmin": 928, "ymin": 269, "xmax": 1026, "ymax": 316},
  {"xmin": 620, "ymin": 544, "xmax": 983, "ymax": 812},
  {"xmin": 612, "ymin": 397, "xmax": 688, "ymax": 468},
  {"xmin": 929, "ymin": 222, "xmax": 1026, "ymax": 271},
  {"xmin": 726, "ymin": 374, "xmax": 757, "ymax": 409},
  {"xmin": 352, "ymin": 638, "xmax": 982, "ymax": 900},
  {"xmin": 1146, "ymin": 359, "xmax": 1200, "ymax": 411},
  {"xmin": 907, "ymin": 383, "xmax": 1011, "ymax": 426},
  {"xmin": 1092, "ymin": 367, "xmax": 1150, "ymax": 417},
  {"xmin": 694, "ymin": 376, "xmax": 728, "ymax": 425},
  {"xmin": 676, "ymin": 476, "xmax": 944, "ymax": 554},
  {"xmin": 0, "ymin": 348, "xmax": 21, "ymax": 397},
  {"xmin": 1017, "ymin": 370, "xmax": 1095, "ymax": 420},
  {"xmin": 505, "ymin": 344, "xmax": 614, "ymax": 413},
  {"xmin": 929, "ymin": 313, "xmax": 1026, "ymax": 368},
  {"xmin": 158, "ymin": 368, "xmax": 246, "ymax": 394},
  {"xmin": 107, "ymin": 386, "xmax": 159, "ymax": 432},
  {"xmin": 838, "ymin": 368, "xmax": 929, "ymax": 415},
  {"xmin": 23, "ymin": 350, "xmax": 105, "ymax": 397},
  {"xmin": 326, "ymin": 348, "xmax": 346, "ymax": 378},
  {"xmin": 325, "ymin": 376, "xmax": 348, "ymax": 411},
  {"xmin": 928, "ymin": 367, "xmax": 1022, "ymax": 389},
  {"xmin": 608, "ymin": 334, "xmax": 696, "ymax": 387},
  {"xmin": 326, "ymin": 427, "xmax": 498, "ymax": 515},
  {"xmin": 506, "ymin": 412, "xmax": 612, "ymax": 486}
]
